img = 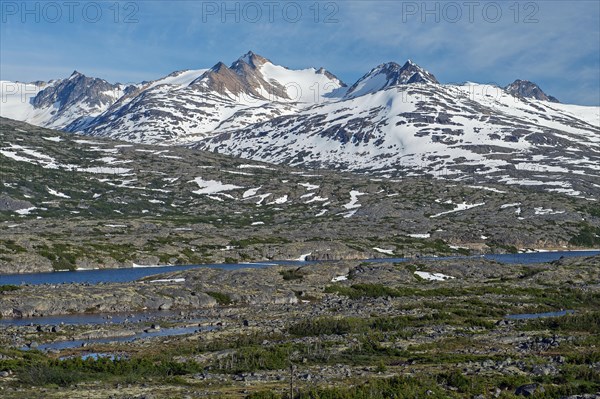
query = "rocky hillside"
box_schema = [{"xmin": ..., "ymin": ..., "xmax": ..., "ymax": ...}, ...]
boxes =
[{"xmin": 1, "ymin": 118, "xmax": 599, "ymax": 274}]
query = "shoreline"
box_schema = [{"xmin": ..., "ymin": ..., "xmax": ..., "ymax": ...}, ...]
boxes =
[{"xmin": 1, "ymin": 248, "xmax": 599, "ymax": 280}]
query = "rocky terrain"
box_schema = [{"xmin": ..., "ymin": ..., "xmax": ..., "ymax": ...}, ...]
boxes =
[
  {"xmin": 2, "ymin": 118, "xmax": 600, "ymax": 275},
  {"xmin": 0, "ymin": 255, "xmax": 598, "ymax": 398},
  {"xmin": 505, "ymin": 80, "xmax": 560, "ymax": 103}
]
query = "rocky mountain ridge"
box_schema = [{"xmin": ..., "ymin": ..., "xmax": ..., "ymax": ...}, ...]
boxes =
[{"xmin": 1, "ymin": 52, "xmax": 597, "ymax": 198}]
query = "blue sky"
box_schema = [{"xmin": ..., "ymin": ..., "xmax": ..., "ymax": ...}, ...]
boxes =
[{"xmin": 1, "ymin": 1, "xmax": 599, "ymax": 105}]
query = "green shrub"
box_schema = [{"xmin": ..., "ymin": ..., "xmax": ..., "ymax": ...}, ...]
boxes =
[
  {"xmin": 206, "ymin": 291, "xmax": 232, "ymax": 305},
  {"xmin": 289, "ymin": 317, "xmax": 362, "ymax": 336},
  {"xmin": 279, "ymin": 268, "xmax": 304, "ymax": 281},
  {"xmin": 18, "ymin": 363, "xmax": 87, "ymax": 387},
  {"xmin": 569, "ymin": 225, "xmax": 600, "ymax": 247},
  {"xmin": 521, "ymin": 312, "xmax": 600, "ymax": 334},
  {"xmin": 0, "ymin": 285, "xmax": 19, "ymax": 293}
]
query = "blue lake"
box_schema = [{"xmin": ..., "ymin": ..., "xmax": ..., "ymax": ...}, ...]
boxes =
[
  {"xmin": 0, "ymin": 310, "xmax": 185, "ymax": 327},
  {"xmin": 24, "ymin": 324, "xmax": 214, "ymax": 352},
  {"xmin": 0, "ymin": 262, "xmax": 284, "ymax": 286},
  {"xmin": 0, "ymin": 250, "xmax": 598, "ymax": 286},
  {"xmin": 506, "ymin": 310, "xmax": 575, "ymax": 320}
]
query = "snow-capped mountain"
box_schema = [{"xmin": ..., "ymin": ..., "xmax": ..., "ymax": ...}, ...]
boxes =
[
  {"xmin": 1, "ymin": 52, "xmax": 598, "ymax": 198},
  {"xmin": 0, "ymin": 72, "xmax": 132, "ymax": 130},
  {"xmin": 56, "ymin": 51, "xmax": 346, "ymax": 143},
  {"xmin": 345, "ymin": 60, "xmax": 438, "ymax": 98},
  {"xmin": 196, "ymin": 80, "xmax": 599, "ymax": 199}
]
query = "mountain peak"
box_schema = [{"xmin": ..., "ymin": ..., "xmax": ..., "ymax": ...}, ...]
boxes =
[
  {"xmin": 69, "ymin": 70, "xmax": 84, "ymax": 79},
  {"xmin": 235, "ymin": 51, "xmax": 269, "ymax": 69},
  {"xmin": 345, "ymin": 59, "xmax": 438, "ymax": 98},
  {"xmin": 210, "ymin": 61, "xmax": 230, "ymax": 72},
  {"xmin": 239, "ymin": 51, "xmax": 255, "ymax": 63},
  {"xmin": 399, "ymin": 60, "xmax": 438, "ymax": 84},
  {"xmin": 505, "ymin": 79, "xmax": 560, "ymax": 103}
]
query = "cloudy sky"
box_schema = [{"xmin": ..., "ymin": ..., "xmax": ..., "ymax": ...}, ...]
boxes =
[{"xmin": 1, "ymin": 1, "xmax": 599, "ymax": 105}]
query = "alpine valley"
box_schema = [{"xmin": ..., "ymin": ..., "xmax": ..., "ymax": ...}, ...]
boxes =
[{"xmin": 2, "ymin": 53, "xmax": 600, "ymax": 399}]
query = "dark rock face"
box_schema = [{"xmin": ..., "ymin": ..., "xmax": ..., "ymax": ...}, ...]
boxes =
[
  {"xmin": 0, "ymin": 196, "xmax": 33, "ymax": 211},
  {"xmin": 345, "ymin": 60, "xmax": 439, "ymax": 97},
  {"xmin": 29, "ymin": 71, "xmax": 132, "ymax": 129},
  {"xmin": 505, "ymin": 79, "xmax": 560, "ymax": 103},
  {"xmin": 32, "ymin": 71, "xmax": 117, "ymax": 109},
  {"xmin": 190, "ymin": 51, "xmax": 344, "ymax": 102},
  {"xmin": 515, "ymin": 383, "xmax": 545, "ymax": 396}
]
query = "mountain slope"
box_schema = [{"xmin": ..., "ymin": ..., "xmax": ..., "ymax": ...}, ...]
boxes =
[
  {"xmin": 197, "ymin": 82, "xmax": 600, "ymax": 199},
  {"xmin": 1, "ymin": 53, "xmax": 598, "ymax": 197},
  {"xmin": 2, "ymin": 118, "xmax": 599, "ymax": 274}
]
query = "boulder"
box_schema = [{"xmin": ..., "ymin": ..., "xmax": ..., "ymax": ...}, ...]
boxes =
[{"xmin": 515, "ymin": 383, "xmax": 545, "ymax": 397}]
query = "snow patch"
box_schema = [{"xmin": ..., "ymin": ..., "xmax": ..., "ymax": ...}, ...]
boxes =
[
  {"xmin": 295, "ymin": 253, "xmax": 312, "ymax": 261},
  {"xmin": 534, "ymin": 207, "xmax": 565, "ymax": 215},
  {"xmin": 148, "ymin": 278, "xmax": 186, "ymax": 283},
  {"xmin": 408, "ymin": 233, "xmax": 430, "ymax": 239},
  {"xmin": 430, "ymin": 202, "xmax": 485, "ymax": 218},
  {"xmin": 243, "ymin": 187, "xmax": 261, "ymax": 198},
  {"xmin": 299, "ymin": 182, "xmax": 319, "ymax": 190},
  {"xmin": 331, "ymin": 275, "xmax": 348, "ymax": 282},
  {"xmin": 415, "ymin": 271, "xmax": 455, "ymax": 281},
  {"xmin": 47, "ymin": 187, "xmax": 70, "ymax": 198},
  {"xmin": 190, "ymin": 177, "xmax": 243, "ymax": 195},
  {"xmin": 268, "ymin": 195, "xmax": 288, "ymax": 205},
  {"xmin": 43, "ymin": 136, "xmax": 63, "ymax": 142},
  {"xmin": 343, "ymin": 190, "xmax": 366, "ymax": 210},
  {"xmin": 373, "ymin": 247, "xmax": 394, "ymax": 255},
  {"xmin": 15, "ymin": 207, "xmax": 37, "ymax": 215}
]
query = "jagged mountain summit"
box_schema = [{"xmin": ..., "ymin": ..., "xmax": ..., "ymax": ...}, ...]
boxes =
[
  {"xmin": 505, "ymin": 79, "xmax": 560, "ymax": 103},
  {"xmin": 191, "ymin": 51, "xmax": 346, "ymax": 102},
  {"xmin": 0, "ymin": 72, "xmax": 132, "ymax": 129},
  {"xmin": 345, "ymin": 60, "xmax": 439, "ymax": 98},
  {"xmin": 73, "ymin": 51, "xmax": 346, "ymax": 142},
  {"xmin": 1, "ymin": 52, "xmax": 598, "ymax": 198}
]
